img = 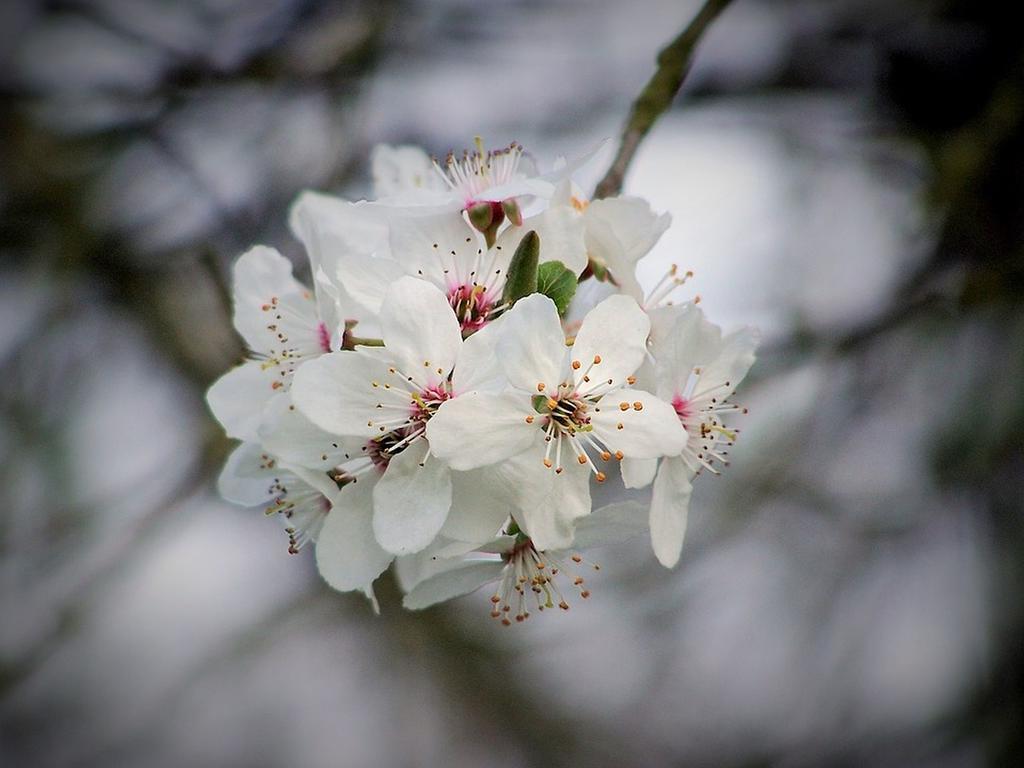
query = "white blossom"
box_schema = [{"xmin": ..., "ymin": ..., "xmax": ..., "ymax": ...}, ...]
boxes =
[
  {"xmin": 426, "ymin": 292, "xmax": 687, "ymax": 549},
  {"xmin": 291, "ymin": 276, "xmax": 508, "ymax": 555},
  {"xmin": 206, "ymin": 245, "xmax": 341, "ymax": 442},
  {"xmin": 623, "ymin": 304, "xmax": 759, "ymax": 567},
  {"xmin": 402, "ymin": 501, "xmax": 649, "ymax": 623}
]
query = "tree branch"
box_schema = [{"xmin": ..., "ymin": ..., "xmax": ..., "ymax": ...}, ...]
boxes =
[{"xmin": 593, "ymin": 0, "xmax": 733, "ymax": 199}]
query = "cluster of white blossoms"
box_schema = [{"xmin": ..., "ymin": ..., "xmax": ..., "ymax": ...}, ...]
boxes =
[{"xmin": 207, "ymin": 140, "xmax": 758, "ymax": 621}]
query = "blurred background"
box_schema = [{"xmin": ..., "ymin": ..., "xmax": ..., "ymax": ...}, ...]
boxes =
[{"xmin": 2, "ymin": 0, "xmax": 1022, "ymax": 765}]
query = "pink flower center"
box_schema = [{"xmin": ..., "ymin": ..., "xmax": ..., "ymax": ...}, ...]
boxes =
[
  {"xmin": 448, "ymin": 283, "xmax": 495, "ymax": 334},
  {"xmin": 410, "ymin": 384, "xmax": 452, "ymax": 422},
  {"xmin": 316, "ymin": 322, "xmax": 332, "ymax": 353},
  {"xmin": 672, "ymin": 394, "xmax": 693, "ymax": 427}
]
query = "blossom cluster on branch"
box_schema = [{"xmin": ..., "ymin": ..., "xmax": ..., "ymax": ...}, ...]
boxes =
[{"xmin": 207, "ymin": 141, "xmax": 758, "ymax": 621}]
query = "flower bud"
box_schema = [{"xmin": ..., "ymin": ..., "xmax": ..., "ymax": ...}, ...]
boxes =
[
  {"xmin": 501, "ymin": 198, "xmax": 523, "ymax": 226},
  {"xmin": 467, "ymin": 201, "xmax": 494, "ymax": 233}
]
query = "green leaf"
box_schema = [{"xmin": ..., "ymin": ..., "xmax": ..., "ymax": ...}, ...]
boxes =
[
  {"xmin": 502, "ymin": 230, "xmax": 539, "ymax": 306},
  {"xmin": 536, "ymin": 260, "xmax": 578, "ymax": 315}
]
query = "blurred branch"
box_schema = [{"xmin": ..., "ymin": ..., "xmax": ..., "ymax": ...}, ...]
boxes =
[
  {"xmin": 593, "ymin": 0, "xmax": 732, "ymax": 199},
  {"xmin": 0, "ymin": 451, "xmax": 217, "ymax": 699}
]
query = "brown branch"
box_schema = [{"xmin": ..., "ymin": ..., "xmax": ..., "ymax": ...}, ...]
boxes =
[{"xmin": 593, "ymin": 0, "xmax": 733, "ymax": 199}]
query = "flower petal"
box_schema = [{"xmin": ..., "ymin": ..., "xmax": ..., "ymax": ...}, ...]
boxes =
[
  {"xmin": 694, "ymin": 326, "xmax": 760, "ymax": 401},
  {"xmin": 498, "ymin": 439, "xmax": 591, "ymax": 550},
  {"xmin": 372, "ymin": 442, "xmax": 452, "ymax": 555},
  {"xmin": 333, "ymin": 250, "xmax": 409, "ymax": 318},
  {"xmin": 584, "ymin": 197, "xmax": 670, "ymax": 301},
  {"xmin": 591, "ymin": 388, "xmax": 688, "ymax": 459},
  {"xmin": 440, "ymin": 469, "xmax": 512, "ymax": 545},
  {"xmin": 291, "ymin": 350, "xmax": 397, "ymax": 438},
  {"xmin": 521, "ymin": 199, "xmax": 587, "ymax": 275},
  {"xmin": 621, "ymin": 457, "xmax": 658, "ymax": 489},
  {"xmin": 231, "ymin": 245, "xmax": 319, "ymax": 355},
  {"xmin": 402, "ymin": 560, "xmax": 506, "ymax": 610},
  {"xmin": 569, "ymin": 500, "xmax": 648, "ymax": 550},
  {"xmin": 425, "ymin": 392, "xmax": 536, "ymax": 471},
  {"xmin": 388, "ymin": 211, "xmax": 485, "ymax": 287},
  {"xmin": 653, "ymin": 303, "xmax": 723, "ymax": 397},
  {"xmin": 217, "ymin": 442, "xmax": 279, "ymax": 506},
  {"xmin": 206, "ymin": 361, "xmax": 278, "ymax": 441},
  {"xmin": 370, "ymin": 144, "xmax": 446, "ymax": 202},
  {"xmin": 316, "ymin": 478, "xmax": 394, "ymax": 595},
  {"xmin": 571, "ymin": 294, "xmax": 649, "ymax": 393},
  {"xmin": 258, "ymin": 394, "xmax": 360, "ymax": 472},
  {"xmin": 451, "ymin": 314, "xmax": 506, "ymax": 394},
  {"xmin": 380, "ymin": 277, "xmax": 462, "ymax": 386},
  {"xmin": 649, "ymin": 456, "xmax": 694, "ymax": 568},
  {"xmin": 495, "ymin": 293, "xmax": 567, "ymax": 394}
]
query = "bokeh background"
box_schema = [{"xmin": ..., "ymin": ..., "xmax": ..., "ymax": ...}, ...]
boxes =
[{"xmin": 2, "ymin": 0, "xmax": 1022, "ymax": 766}]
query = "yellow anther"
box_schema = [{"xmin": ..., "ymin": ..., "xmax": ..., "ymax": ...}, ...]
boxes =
[
  {"xmin": 619, "ymin": 402, "xmax": 630, "ymax": 411},
  {"xmin": 633, "ymin": 401, "xmax": 643, "ymax": 411}
]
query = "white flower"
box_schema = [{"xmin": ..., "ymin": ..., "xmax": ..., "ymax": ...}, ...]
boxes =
[
  {"xmin": 623, "ymin": 304, "xmax": 759, "ymax": 567},
  {"xmin": 219, "ymin": 400, "xmax": 396, "ymax": 602},
  {"xmin": 294, "ymin": 199, "xmax": 586, "ymax": 337},
  {"xmin": 368, "ymin": 140, "xmax": 598, "ymax": 218},
  {"xmin": 426, "ymin": 292, "xmax": 687, "ymax": 550},
  {"xmin": 291, "ymin": 276, "xmax": 507, "ymax": 556},
  {"xmin": 371, "ymin": 144, "xmax": 449, "ymax": 204},
  {"xmin": 401, "ymin": 501, "xmax": 649, "ymax": 622},
  {"xmin": 541, "ymin": 183, "xmax": 671, "ymax": 300},
  {"xmin": 206, "ymin": 246, "xmax": 340, "ymax": 441}
]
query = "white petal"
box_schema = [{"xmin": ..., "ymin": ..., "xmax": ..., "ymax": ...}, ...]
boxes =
[
  {"xmin": 425, "ymin": 392, "xmax": 536, "ymax": 471},
  {"xmin": 217, "ymin": 442, "xmax": 278, "ymax": 506},
  {"xmin": 393, "ymin": 536, "xmax": 487, "ymax": 592},
  {"xmin": 380, "ymin": 277, "xmax": 462, "ymax": 386},
  {"xmin": 621, "ymin": 457, "xmax": 658, "ymax": 489},
  {"xmin": 370, "ymin": 144, "xmax": 445, "ymax": 201},
  {"xmin": 316, "ymin": 479, "xmax": 394, "ymax": 594},
  {"xmin": 231, "ymin": 245, "xmax": 319, "ymax": 355},
  {"xmin": 584, "ymin": 196, "xmax": 670, "ymax": 301},
  {"xmin": 289, "ymin": 192, "xmax": 391, "ymax": 272},
  {"xmin": 694, "ymin": 326, "xmax": 760, "ymax": 401},
  {"xmin": 440, "ymin": 469, "xmax": 512, "ymax": 545},
  {"xmin": 571, "ymin": 294, "xmax": 649, "ymax": 393},
  {"xmin": 402, "ymin": 560, "xmax": 505, "ymax": 610},
  {"xmin": 451, "ymin": 314, "xmax": 506, "ymax": 394},
  {"xmin": 499, "ymin": 441, "xmax": 591, "ymax": 550},
  {"xmin": 495, "ymin": 293, "xmax": 567, "ymax": 394},
  {"xmin": 333, "ymin": 250, "xmax": 409, "ymax": 318},
  {"xmin": 522, "ymin": 203, "xmax": 587, "ymax": 275},
  {"xmin": 258, "ymin": 395, "xmax": 359, "ymax": 471},
  {"xmin": 569, "ymin": 500, "xmax": 648, "ymax": 550},
  {"xmin": 649, "ymin": 457, "xmax": 694, "ymax": 568},
  {"xmin": 591, "ymin": 388, "xmax": 688, "ymax": 459},
  {"xmin": 291, "ymin": 350, "xmax": 397, "ymax": 438},
  {"xmin": 653, "ymin": 303, "xmax": 723, "ymax": 397},
  {"xmin": 206, "ymin": 361, "xmax": 278, "ymax": 441},
  {"xmin": 372, "ymin": 442, "xmax": 453, "ymax": 555},
  {"xmin": 388, "ymin": 210, "xmax": 484, "ymax": 286}
]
